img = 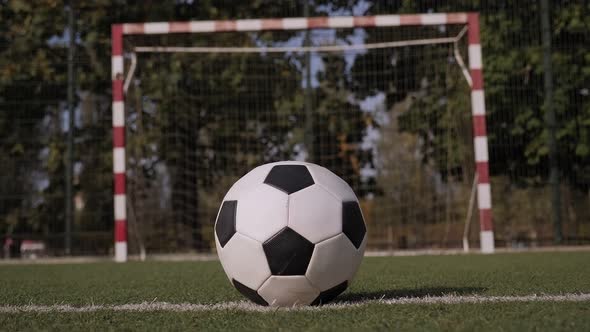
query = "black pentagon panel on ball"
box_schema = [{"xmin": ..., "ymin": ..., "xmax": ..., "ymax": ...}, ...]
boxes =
[
  {"xmin": 263, "ymin": 165, "xmax": 315, "ymax": 194},
  {"xmin": 311, "ymin": 281, "xmax": 348, "ymax": 305},
  {"xmin": 263, "ymin": 227, "xmax": 315, "ymax": 275},
  {"xmin": 215, "ymin": 200, "xmax": 237, "ymax": 248},
  {"xmin": 232, "ymin": 279, "xmax": 268, "ymax": 306},
  {"xmin": 342, "ymin": 201, "xmax": 366, "ymax": 249}
]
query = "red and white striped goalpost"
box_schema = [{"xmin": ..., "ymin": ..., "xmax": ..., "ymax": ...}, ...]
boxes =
[{"xmin": 111, "ymin": 12, "xmax": 493, "ymax": 262}]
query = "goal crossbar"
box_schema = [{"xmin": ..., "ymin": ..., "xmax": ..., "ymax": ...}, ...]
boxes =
[
  {"xmin": 111, "ymin": 12, "xmax": 493, "ymax": 262},
  {"xmin": 126, "ymin": 27, "xmax": 471, "ymax": 92}
]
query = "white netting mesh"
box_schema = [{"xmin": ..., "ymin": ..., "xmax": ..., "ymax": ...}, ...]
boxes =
[{"xmin": 122, "ymin": 24, "xmax": 475, "ymax": 252}]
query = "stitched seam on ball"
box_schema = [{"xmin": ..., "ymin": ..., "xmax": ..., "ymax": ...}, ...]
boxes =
[
  {"xmin": 257, "ymin": 273, "xmax": 272, "ymax": 292},
  {"xmin": 315, "ymin": 182, "xmax": 344, "ymax": 202},
  {"xmin": 319, "ymin": 232, "xmax": 342, "ymax": 244},
  {"xmin": 303, "ymin": 272, "xmax": 321, "ymax": 294},
  {"xmin": 234, "ymin": 230, "xmax": 261, "ymax": 244}
]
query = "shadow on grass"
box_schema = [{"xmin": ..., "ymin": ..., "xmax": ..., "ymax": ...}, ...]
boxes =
[{"xmin": 336, "ymin": 286, "xmax": 487, "ymax": 304}]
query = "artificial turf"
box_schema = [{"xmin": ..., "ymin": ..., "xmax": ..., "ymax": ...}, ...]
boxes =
[{"xmin": 1, "ymin": 252, "xmax": 589, "ymax": 331}]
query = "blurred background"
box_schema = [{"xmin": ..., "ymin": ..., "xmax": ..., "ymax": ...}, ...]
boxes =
[{"xmin": 1, "ymin": 0, "xmax": 588, "ymax": 258}]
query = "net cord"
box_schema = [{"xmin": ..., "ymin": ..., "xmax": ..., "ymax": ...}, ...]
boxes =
[{"xmin": 123, "ymin": 26, "xmax": 471, "ymax": 95}]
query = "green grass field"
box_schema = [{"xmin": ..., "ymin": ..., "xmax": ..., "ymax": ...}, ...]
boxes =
[{"xmin": 1, "ymin": 252, "xmax": 589, "ymax": 331}]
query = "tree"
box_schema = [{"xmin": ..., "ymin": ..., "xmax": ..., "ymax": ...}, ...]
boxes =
[{"xmin": 0, "ymin": 0, "xmax": 68, "ymax": 246}]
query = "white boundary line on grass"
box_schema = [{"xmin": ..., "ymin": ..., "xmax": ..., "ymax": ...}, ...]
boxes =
[{"xmin": 1, "ymin": 294, "xmax": 589, "ymax": 313}]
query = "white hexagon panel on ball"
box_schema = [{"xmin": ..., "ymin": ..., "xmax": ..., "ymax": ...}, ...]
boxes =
[
  {"xmin": 215, "ymin": 233, "xmax": 271, "ymax": 291},
  {"xmin": 306, "ymin": 163, "xmax": 358, "ymax": 202},
  {"xmin": 306, "ymin": 233, "xmax": 366, "ymax": 291},
  {"xmin": 223, "ymin": 163, "xmax": 275, "ymax": 201},
  {"xmin": 235, "ymin": 183, "xmax": 289, "ymax": 243},
  {"xmin": 288, "ymin": 185, "xmax": 342, "ymax": 244}
]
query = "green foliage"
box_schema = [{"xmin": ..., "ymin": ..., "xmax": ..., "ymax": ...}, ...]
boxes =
[
  {"xmin": 0, "ymin": 0, "xmax": 67, "ymax": 238},
  {"xmin": 1, "ymin": 1, "xmax": 589, "ymax": 252}
]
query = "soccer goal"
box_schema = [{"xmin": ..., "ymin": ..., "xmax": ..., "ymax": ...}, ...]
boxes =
[{"xmin": 111, "ymin": 13, "xmax": 493, "ymax": 262}]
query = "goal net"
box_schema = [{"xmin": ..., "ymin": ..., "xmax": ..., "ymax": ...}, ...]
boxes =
[{"xmin": 111, "ymin": 13, "xmax": 493, "ymax": 261}]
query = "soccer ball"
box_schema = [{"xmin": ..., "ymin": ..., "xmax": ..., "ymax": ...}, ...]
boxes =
[{"xmin": 214, "ymin": 161, "xmax": 367, "ymax": 307}]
